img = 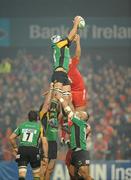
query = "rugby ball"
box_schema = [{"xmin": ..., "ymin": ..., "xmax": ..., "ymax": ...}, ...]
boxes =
[{"xmin": 78, "ymin": 16, "xmax": 86, "ymax": 29}]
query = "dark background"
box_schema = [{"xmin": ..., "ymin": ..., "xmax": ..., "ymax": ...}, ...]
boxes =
[{"xmin": 0, "ymin": 0, "xmax": 131, "ymax": 17}]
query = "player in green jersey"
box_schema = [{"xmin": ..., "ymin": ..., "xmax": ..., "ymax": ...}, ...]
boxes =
[
  {"xmin": 9, "ymin": 110, "xmax": 48, "ymax": 180},
  {"xmin": 49, "ymin": 16, "xmax": 81, "ymax": 125},
  {"xmin": 56, "ymin": 95, "xmax": 93, "ymax": 180},
  {"xmin": 39, "ymin": 98, "xmax": 58, "ymax": 180}
]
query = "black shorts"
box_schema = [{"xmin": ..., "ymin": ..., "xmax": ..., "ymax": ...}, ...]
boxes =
[
  {"xmin": 51, "ymin": 71, "xmax": 70, "ymax": 85},
  {"xmin": 70, "ymin": 150, "xmax": 90, "ymax": 168},
  {"xmin": 16, "ymin": 146, "xmax": 40, "ymax": 169},
  {"xmin": 48, "ymin": 141, "xmax": 57, "ymax": 160}
]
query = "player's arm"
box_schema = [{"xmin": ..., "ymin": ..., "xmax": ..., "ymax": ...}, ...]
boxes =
[
  {"xmin": 40, "ymin": 127, "xmax": 48, "ymax": 159},
  {"xmin": 74, "ymin": 34, "xmax": 81, "ymax": 59},
  {"xmin": 56, "ymin": 95, "xmax": 74, "ymax": 119},
  {"xmin": 9, "ymin": 133, "xmax": 18, "ymax": 149},
  {"xmin": 68, "ymin": 16, "xmax": 81, "ymax": 41},
  {"xmin": 40, "ymin": 83, "xmax": 53, "ymax": 119},
  {"xmin": 9, "ymin": 127, "xmax": 20, "ymax": 155},
  {"xmin": 56, "ymin": 16, "xmax": 80, "ymax": 49}
]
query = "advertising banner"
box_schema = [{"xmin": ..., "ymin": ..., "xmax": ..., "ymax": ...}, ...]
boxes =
[
  {"xmin": 0, "ymin": 19, "xmax": 10, "ymax": 46},
  {"xmin": 0, "ymin": 160, "xmax": 131, "ymax": 180},
  {"xmin": 0, "ymin": 18, "xmax": 131, "ymax": 47}
]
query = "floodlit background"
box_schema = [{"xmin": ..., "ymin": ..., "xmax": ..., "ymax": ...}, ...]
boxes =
[{"xmin": 0, "ymin": 0, "xmax": 131, "ymax": 179}]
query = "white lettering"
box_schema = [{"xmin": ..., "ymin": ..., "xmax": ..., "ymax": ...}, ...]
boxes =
[
  {"xmin": 116, "ymin": 168, "xmax": 126, "ymax": 180},
  {"xmin": 103, "ymin": 27, "xmax": 112, "ymax": 39},
  {"xmin": 92, "ymin": 25, "xmax": 131, "ymax": 39},
  {"xmin": 53, "ymin": 164, "xmax": 70, "ymax": 180},
  {"xmin": 118, "ymin": 27, "xmax": 128, "ymax": 39},
  {"xmin": 125, "ymin": 168, "xmax": 131, "ymax": 180},
  {"xmin": 30, "ymin": 25, "xmax": 40, "ymax": 39},
  {"xmin": 111, "ymin": 164, "xmax": 115, "ymax": 180},
  {"xmin": 95, "ymin": 164, "xmax": 107, "ymax": 180}
]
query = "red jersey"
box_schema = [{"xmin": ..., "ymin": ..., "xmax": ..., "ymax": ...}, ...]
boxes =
[{"xmin": 68, "ymin": 57, "xmax": 85, "ymax": 91}]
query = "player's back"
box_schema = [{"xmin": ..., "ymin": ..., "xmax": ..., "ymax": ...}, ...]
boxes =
[
  {"xmin": 52, "ymin": 38, "xmax": 71, "ymax": 71},
  {"xmin": 17, "ymin": 120, "xmax": 41, "ymax": 147},
  {"xmin": 70, "ymin": 116, "xmax": 87, "ymax": 151}
]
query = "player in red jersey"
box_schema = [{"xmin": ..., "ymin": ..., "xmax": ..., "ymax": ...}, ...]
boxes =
[
  {"xmin": 60, "ymin": 34, "xmax": 88, "ymax": 143},
  {"xmin": 68, "ymin": 34, "xmax": 88, "ymax": 111}
]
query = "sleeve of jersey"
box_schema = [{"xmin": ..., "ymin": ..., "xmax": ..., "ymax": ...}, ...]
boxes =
[
  {"xmin": 13, "ymin": 127, "xmax": 20, "ymax": 136},
  {"xmin": 56, "ymin": 38, "xmax": 71, "ymax": 48},
  {"xmin": 71, "ymin": 116, "xmax": 83, "ymax": 126}
]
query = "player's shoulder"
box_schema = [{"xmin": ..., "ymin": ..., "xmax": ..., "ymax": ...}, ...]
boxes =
[
  {"xmin": 71, "ymin": 56, "xmax": 79, "ymax": 62},
  {"xmin": 19, "ymin": 120, "xmax": 28, "ymax": 126},
  {"xmin": 56, "ymin": 37, "xmax": 71, "ymax": 47},
  {"xmin": 70, "ymin": 56, "xmax": 79, "ymax": 67}
]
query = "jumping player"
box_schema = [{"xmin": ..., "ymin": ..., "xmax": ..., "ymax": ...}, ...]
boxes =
[
  {"xmin": 68, "ymin": 34, "xmax": 88, "ymax": 111},
  {"xmin": 60, "ymin": 34, "xmax": 88, "ymax": 143},
  {"xmin": 49, "ymin": 16, "xmax": 81, "ymax": 124}
]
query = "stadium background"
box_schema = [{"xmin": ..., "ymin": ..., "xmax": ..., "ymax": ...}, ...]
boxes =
[{"xmin": 0, "ymin": 0, "xmax": 131, "ymax": 179}]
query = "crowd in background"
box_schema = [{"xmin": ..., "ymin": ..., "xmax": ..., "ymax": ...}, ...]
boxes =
[{"xmin": 0, "ymin": 49, "xmax": 131, "ymax": 161}]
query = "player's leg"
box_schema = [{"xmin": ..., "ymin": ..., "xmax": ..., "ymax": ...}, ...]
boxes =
[
  {"xmin": 18, "ymin": 166, "xmax": 27, "ymax": 180},
  {"xmin": 72, "ymin": 89, "xmax": 87, "ymax": 111},
  {"xmin": 16, "ymin": 147, "xmax": 28, "ymax": 180},
  {"xmin": 40, "ymin": 159, "xmax": 47, "ymax": 180},
  {"xmin": 30, "ymin": 147, "xmax": 41, "ymax": 180},
  {"xmin": 45, "ymin": 159, "xmax": 56, "ymax": 180},
  {"xmin": 44, "ymin": 141, "xmax": 57, "ymax": 180},
  {"xmin": 74, "ymin": 150, "xmax": 93, "ymax": 180},
  {"xmin": 78, "ymin": 165, "xmax": 94, "ymax": 180},
  {"xmin": 65, "ymin": 149, "xmax": 76, "ymax": 179},
  {"xmin": 32, "ymin": 167, "xmax": 41, "ymax": 180}
]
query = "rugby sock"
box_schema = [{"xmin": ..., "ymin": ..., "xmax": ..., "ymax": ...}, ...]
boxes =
[
  {"xmin": 19, "ymin": 177, "xmax": 25, "ymax": 180},
  {"xmin": 33, "ymin": 177, "xmax": 40, "ymax": 180}
]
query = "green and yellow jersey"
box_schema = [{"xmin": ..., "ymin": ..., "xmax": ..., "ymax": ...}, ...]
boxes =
[
  {"xmin": 52, "ymin": 38, "xmax": 71, "ymax": 72},
  {"xmin": 40, "ymin": 111, "xmax": 58, "ymax": 141}
]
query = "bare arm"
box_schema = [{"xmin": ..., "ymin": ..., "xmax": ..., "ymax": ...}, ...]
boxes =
[
  {"xmin": 41, "ymin": 136, "xmax": 48, "ymax": 158},
  {"xmin": 74, "ymin": 34, "xmax": 81, "ymax": 58},
  {"xmin": 9, "ymin": 133, "xmax": 18, "ymax": 148},
  {"xmin": 40, "ymin": 83, "xmax": 53, "ymax": 118},
  {"xmin": 56, "ymin": 94, "xmax": 74, "ymax": 119},
  {"xmin": 68, "ymin": 16, "xmax": 80, "ymax": 41},
  {"xmin": 9, "ymin": 133, "xmax": 18, "ymax": 155}
]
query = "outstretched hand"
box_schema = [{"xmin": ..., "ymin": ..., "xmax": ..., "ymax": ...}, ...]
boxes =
[{"xmin": 73, "ymin": 16, "xmax": 81, "ymax": 26}]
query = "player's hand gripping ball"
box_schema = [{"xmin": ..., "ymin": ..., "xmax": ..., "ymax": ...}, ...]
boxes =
[{"xmin": 78, "ymin": 16, "xmax": 86, "ymax": 29}]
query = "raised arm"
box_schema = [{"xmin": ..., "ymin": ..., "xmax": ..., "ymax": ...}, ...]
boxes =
[
  {"xmin": 74, "ymin": 34, "xmax": 81, "ymax": 59},
  {"xmin": 40, "ymin": 127, "xmax": 48, "ymax": 167},
  {"xmin": 56, "ymin": 94, "xmax": 74, "ymax": 119},
  {"xmin": 68, "ymin": 16, "xmax": 80, "ymax": 42}
]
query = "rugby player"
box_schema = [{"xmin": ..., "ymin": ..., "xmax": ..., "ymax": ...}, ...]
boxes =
[
  {"xmin": 9, "ymin": 110, "xmax": 48, "ymax": 180},
  {"xmin": 57, "ymin": 95, "xmax": 93, "ymax": 180},
  {"xmin": 60, "ymin": 34, "xmax": 88, "ymax": 144},
  {"xmin": 39, "ymin": 91, "xmax": 59, "ymax": 180},
  {"xmin": 49, "ymin": 16, "xmax": 81, "ymax": 124}
]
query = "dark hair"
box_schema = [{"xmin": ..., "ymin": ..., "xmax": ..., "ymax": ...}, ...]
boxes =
[{"xmin": 28, "ymin": 110, "xmax": 38, "ymax": 121}]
